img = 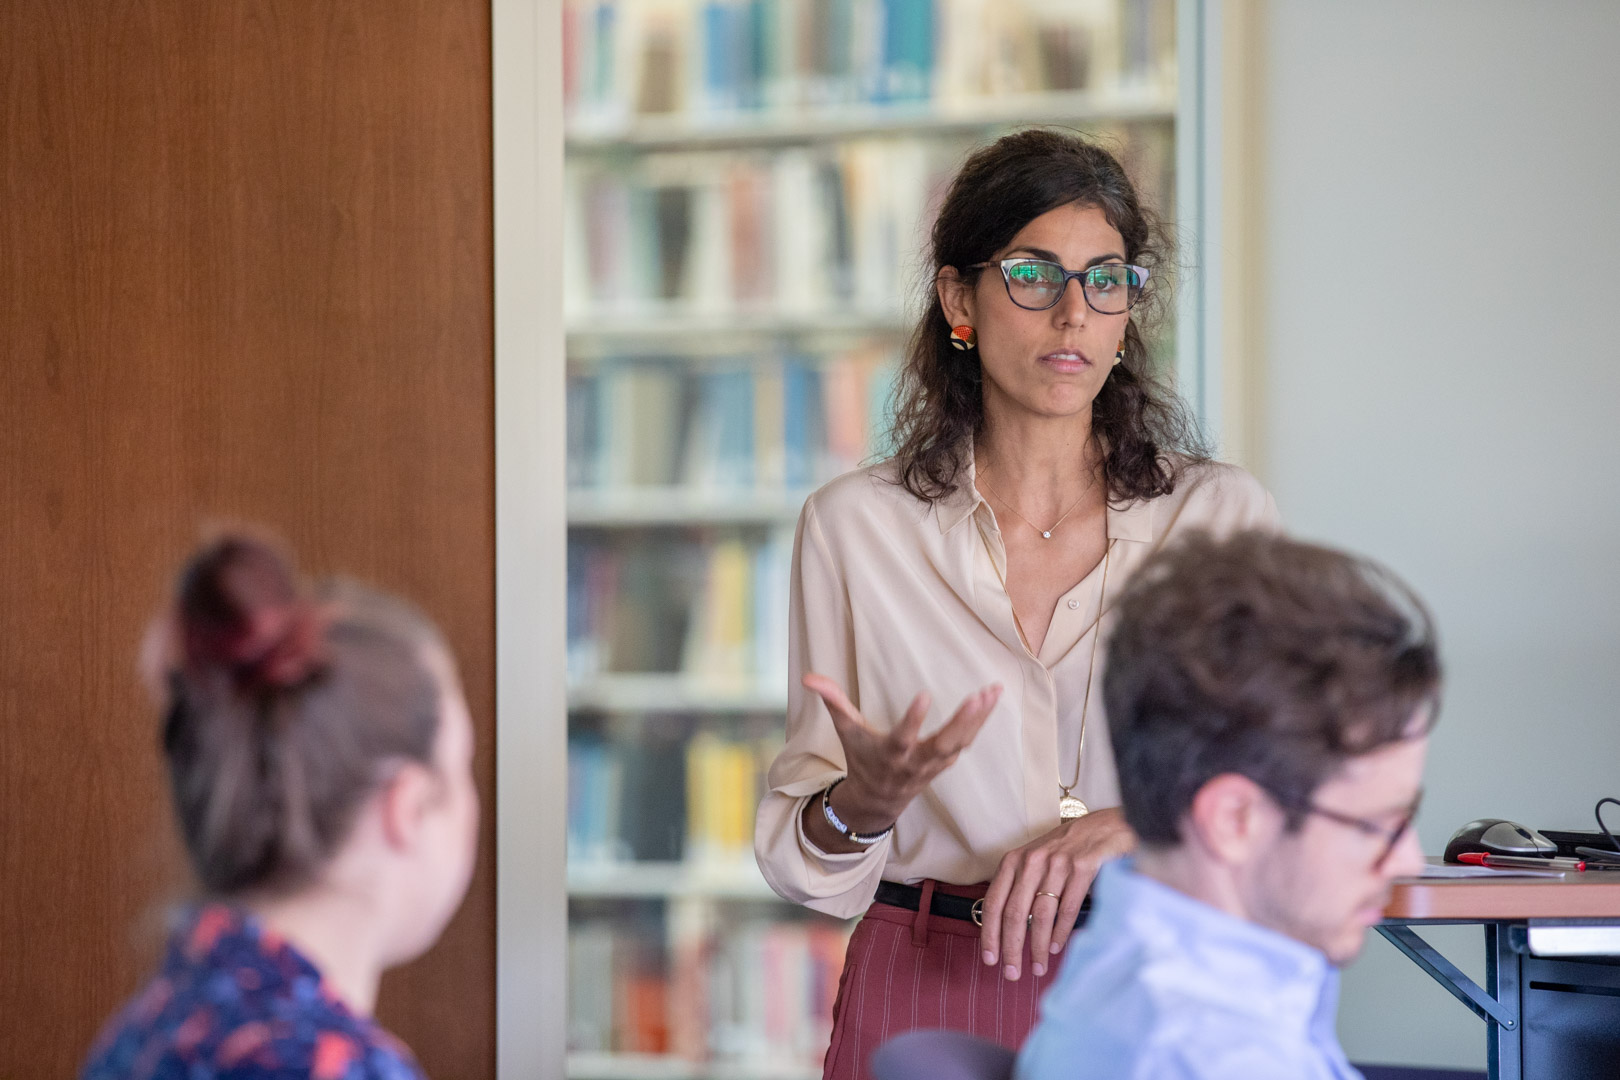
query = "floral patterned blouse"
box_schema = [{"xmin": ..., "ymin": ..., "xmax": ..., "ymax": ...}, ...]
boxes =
[{"xmin": 82, "ymin": 905, "xmax": 427, "ymax": 1080}]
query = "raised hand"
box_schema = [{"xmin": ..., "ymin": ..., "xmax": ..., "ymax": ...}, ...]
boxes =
[{"xmin": 800, "ymin": 673, "xmax": 1002, "ymax": 850}]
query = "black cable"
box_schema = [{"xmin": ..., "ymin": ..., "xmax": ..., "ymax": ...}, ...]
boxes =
[{"xmin": 1595, "ymin": 797, "xmax": 1620, "ymax": 852}]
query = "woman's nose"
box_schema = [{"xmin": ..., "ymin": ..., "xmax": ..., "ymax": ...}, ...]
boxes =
[{"xmin": 1050, "ymin": 273, "xmax": 1093, "ymax": 328}]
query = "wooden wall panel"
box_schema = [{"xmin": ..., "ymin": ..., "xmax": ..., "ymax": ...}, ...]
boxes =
[{"xmin": 0, "ymin": 2, "xmax": 495, "ymax": 1076}]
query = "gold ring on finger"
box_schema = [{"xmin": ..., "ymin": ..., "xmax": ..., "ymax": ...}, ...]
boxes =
[{"xmin": 1035, "ymin": 890, "xmax": 1061, "ymax": 901}]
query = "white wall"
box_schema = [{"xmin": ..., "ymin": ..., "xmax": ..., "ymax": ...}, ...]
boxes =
[{"xmin": 1252, "ymin": 1, "xmax": 1620, "ymax": 1069}]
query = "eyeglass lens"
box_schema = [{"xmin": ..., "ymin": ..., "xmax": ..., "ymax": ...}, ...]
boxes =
[{"xmin": 1004, "ymin": 260, "xmax": 1143, "ymax": 314}]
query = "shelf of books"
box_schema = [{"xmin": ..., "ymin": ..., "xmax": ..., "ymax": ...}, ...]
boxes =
[{"xmin": 565, "ymin": 1, "xmax": 1178, "ymax": 1076}]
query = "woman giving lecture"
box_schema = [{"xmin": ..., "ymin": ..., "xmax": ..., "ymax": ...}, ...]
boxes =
[{"xmin": 754, "ymin": 129, "xmax": 1279, "ymax": 1080}]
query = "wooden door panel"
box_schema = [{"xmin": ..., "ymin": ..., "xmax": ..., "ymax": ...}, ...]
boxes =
[{"xmin": 0, "ymin": 3, "xmax": 496, "ymax": 1076}]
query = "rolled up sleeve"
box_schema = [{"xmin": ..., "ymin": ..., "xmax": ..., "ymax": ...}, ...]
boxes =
[{"xmin": 753, "ymin": 496, "xmax": 889, "ymax": 918}]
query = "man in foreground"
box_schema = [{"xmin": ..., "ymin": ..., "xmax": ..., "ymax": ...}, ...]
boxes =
[{"xmin": 1016, "ymin": 530, "xmax": 1439, "ymax": 1080}]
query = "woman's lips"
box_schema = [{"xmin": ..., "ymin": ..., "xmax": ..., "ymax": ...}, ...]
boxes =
[{"xmin": 1039, "ymin": 351, "xmax": 1091, "ymax": 374}]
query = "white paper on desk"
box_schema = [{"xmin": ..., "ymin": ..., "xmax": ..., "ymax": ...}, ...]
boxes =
[{"xmin": 1418, "ymin": 863, "xmax": 1565, "ymax": 879}]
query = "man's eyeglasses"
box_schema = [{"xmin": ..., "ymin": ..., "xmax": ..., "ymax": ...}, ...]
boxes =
[
  {"xmin": 1301, "ymin": 789, "xmax": 1425, "ymax": 870},
  {"xmin": 964, "ymin": 258, "xmax": 1151, "ymax": 314}
]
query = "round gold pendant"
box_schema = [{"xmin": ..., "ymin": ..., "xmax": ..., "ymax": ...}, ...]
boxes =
[{"xmin": 1058, "ymin": 795, "xmax": 1089, "ymax": 820}]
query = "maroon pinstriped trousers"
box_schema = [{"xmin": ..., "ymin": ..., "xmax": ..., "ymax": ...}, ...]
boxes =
[{"xmin": 822, "ymin": 881, "xmax": 1069, "ymax": 1080}]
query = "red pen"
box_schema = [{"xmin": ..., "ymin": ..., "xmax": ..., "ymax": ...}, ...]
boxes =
[{"xmin": 1457, "ymin": 852, "xmax": 1586, "ymax": 871}]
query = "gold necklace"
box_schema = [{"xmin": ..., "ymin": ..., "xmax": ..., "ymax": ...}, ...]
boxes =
[
  {"xmin": 977, "ymin": 466, "xmax": 1094, "ymax": 540},
  {"xmin": 1059, "ymin": 539, "xmax": 1114, "ymax": 820},
  {"xmin": 973, "ymin": 485, "xmax": 1115, "ymax": 821}
]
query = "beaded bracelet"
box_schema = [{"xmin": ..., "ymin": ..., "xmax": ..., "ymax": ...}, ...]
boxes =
[{"xmin": 821, "ymin": 779, "xmax": 894, "ymax": 845}]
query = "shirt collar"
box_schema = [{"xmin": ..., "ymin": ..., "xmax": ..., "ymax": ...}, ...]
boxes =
[
  {"xmin": 932, "ymin": 453, "xmax": 986, "ymax": 535},
  {"xmin": 166, "ymin": 903, "xmax": 324, "ymax": 993},
  {"xmin": 933, "ymin": 447, "xmax": 1156, "ymax": 542},
  {"xmin": 1108, "ymin": 495, "xmax": 1154, "ymax": 543},
  {"xmin": 1091, "ymin": 860, "xmax": 1339, "ymax": 1035}
]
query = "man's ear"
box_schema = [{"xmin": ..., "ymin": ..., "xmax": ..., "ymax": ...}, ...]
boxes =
[
  {"xmin": 1185, "ymin": 773, "xmax": 1284, "ymax": 867},
  {"xmin": 936, "ymin": 266, "xmax": 976, "ymax": 329},
  {"xmin": 378, "ymin": 762, "xmax": 437, "ymax": 853}
]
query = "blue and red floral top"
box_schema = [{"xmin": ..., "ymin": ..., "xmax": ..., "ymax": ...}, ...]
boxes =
[{"xmin": 82, "ymin": 905, "xmax": 427, "ymax": 1080}]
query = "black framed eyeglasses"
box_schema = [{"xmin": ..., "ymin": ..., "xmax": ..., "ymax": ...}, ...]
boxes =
[
  {"xmin": 1303, "ymin": 789, "xmax": 1425, "ymax": 870},
  {"xmin": 965, "ymin": 258, "xmax": 1150, "ymax": 314}
]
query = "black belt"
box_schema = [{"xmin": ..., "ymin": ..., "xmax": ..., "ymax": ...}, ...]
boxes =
[{"xmin": 874, "ymin": 881, "xmax": 1090, "ymax": 929}]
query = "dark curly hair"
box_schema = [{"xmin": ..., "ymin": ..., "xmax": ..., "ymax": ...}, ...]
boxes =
[{"xmin": 889, "ymin": 128, "xmax": 1207, "ymax": 503}]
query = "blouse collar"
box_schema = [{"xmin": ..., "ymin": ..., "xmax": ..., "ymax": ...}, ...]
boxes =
[{"xmin": 932, "ymin": 447, "xmax": 1154, "ymax": 542}]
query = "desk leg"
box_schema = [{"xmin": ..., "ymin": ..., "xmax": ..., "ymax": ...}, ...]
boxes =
[
  {"xmin": 1486, "ymin": 923, "xmax": 1522, "ymax": 1080},
  {"xmin": 1376, "ymin": 923, "xmax": 1525, "ymax": 1080},
  {"xmin": 1376, "ymin": 925, "xmax": 1516, "ymax": 1029}
]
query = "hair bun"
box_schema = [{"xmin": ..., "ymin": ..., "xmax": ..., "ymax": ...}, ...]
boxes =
[{"xmin": 176, "ymin": 533, "xmax": 328, "ymax": 691}]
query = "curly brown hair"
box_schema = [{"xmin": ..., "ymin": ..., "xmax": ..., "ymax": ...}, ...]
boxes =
[
  {"xmin": 1104, "ymin": 530, "xmax": 1443, "ymax": 847},
  {"xmin": 889, "ymin": 128, "xmax": 1207, "ymax": 503}
]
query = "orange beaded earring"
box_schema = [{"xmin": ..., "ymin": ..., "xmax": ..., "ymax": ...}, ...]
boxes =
[
  {"xmin": 949, "ymin": 325, "xmax": 977, "ymax": 351},
  {"xmin": 1114, "ymin": 338, "xmax": 1125, "ymax": 365}
]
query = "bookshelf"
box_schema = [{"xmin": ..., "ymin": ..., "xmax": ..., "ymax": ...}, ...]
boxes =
[
  {"xmin": 566, "ymin": 311, "xmax": 908, "ymax": 351},
  {"xmin": 563, "ymin": 1, "xmax": 1182, "ymax": 1076},
  {"xmin": 566, "ymin": 85, "xmax": 1176, "ymax": 151},
  {"xmin": 568, "ymin": 489, "xmax": 810, "ymax": 527},
  {"xmin": 569, "ymin": 860, "xmax": 781, "ymax": 899},
  {"xmin": 569, "ymin": 673, "xmax": 789, "ymax": 714}
]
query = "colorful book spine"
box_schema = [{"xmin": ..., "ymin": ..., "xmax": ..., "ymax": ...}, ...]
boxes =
[
  {"xmin": 564, "ymin": 0, "xmax": 1175, "ymax": 124},
  {"xmin": 567, "ymin": 140, "xmax": 955, "ymax": 319},
  {"xmin": 571, "ymin": 729, "xmax": 785, "ymax": 866},
  {"xmin": 567, "ymin": 350, "xmax": 899, "ymax": 498},
  {"xmin": 568, "ymin": 915, "xmax": 853, "ymax": 1061}
]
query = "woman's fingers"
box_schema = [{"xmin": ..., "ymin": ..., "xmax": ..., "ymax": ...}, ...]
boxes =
[
  {"xmin": 977, "ymin": 854, "xmax": 1018, "ymax": 970},
  {"xmin": 976, "ymin": 813, "xmax": 1130, "ymax": 980},
  {"xmin": 1047, "ymin": 875, "xmax": 1091, "ymax": 959},
  {"xmin": 890, "ymin": 691, "xmax": 933, "ymax": 746},
  {"xmin": 803, "ymin": 673, "xmax": 873, "ymax": 745},
  {"xmin": 802, "ymin": 673, "xmax": 859, "ymax": 721},
  {"xmin": 1025, "ymin": 862, "xmax": 1070, "ymax": 977},
  {"xmin": 925, "ymin": 684, "xmax": 1002, "ymax": 758},
  {"xmin": 806, "ymin": 676, "xmax": 999, "ymax": 813},
  {"xmin": 997, "ymin": 851, "xmax": 1046, "ymax": 980}
]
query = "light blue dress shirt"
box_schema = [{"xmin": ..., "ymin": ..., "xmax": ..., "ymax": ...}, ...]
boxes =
[{"xmin": 1015, "ymin": 860, "xmax": 1363, "ymax": 1080}]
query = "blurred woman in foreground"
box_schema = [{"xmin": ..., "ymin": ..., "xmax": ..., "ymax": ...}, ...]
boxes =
[{"xmin": 83, "ymin": 533, "xmax": 478, "ymax": 1080}]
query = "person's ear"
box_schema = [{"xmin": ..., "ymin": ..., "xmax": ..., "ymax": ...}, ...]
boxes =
[
  {"xmin": 378, "ymin": 761, "xmax": 438, "ymax": 854},
  {"xmin": 1185, "ymin": 773, "xmax": 1286, "ymax": 867},
  {"xmin": 936, "ymin": 266, "xmax": 976, "ymax": 330}
]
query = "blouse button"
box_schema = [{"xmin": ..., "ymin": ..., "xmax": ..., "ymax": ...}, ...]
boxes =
[{"xmin": 1067, "ymin": 599, "xmax": 1080, "ymax": 610}]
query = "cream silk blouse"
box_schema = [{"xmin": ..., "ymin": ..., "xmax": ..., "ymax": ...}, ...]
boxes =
[{"xmin": 753, "ymin": 455, "xmax": 1280, "ymax": 918}]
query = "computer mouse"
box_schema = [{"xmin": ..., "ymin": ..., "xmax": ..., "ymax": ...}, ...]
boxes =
[{"xmin": 1444, "ymin": 818, "xmax": 1558, "ymax": 862}]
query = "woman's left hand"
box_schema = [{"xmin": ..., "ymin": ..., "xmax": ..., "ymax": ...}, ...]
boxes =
[{"xmin": 979, "ymin": 808, "xmax": 1136, "ymax": 981}]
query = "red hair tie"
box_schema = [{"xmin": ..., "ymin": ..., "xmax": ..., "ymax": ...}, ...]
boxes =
[
  {"xmin": 174, "ymin": 533, "xmax": 329, "ymax": 692},
  {"xmin": 238, "ymin": 601, "xmax": 328, "ymax": 690}
]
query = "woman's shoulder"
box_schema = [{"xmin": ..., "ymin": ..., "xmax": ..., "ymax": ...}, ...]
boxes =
[
  {"xmin": 802, "ymin": 459, "xmax": 930, "ymax": 529},
  {"xmin": 81, "ymin": 907, "xmax": 426, "ymax": 1080},
  {"xmin": 82, "ymin": 974, "xmax": 423, "ymax": 1080},
  {"xmin": 1153, "ymin": 457, "xmax": 1279, "ymax": 533},
  {"xmin": 1174, "ymin": 458, "xmax": 1270, "ymax": 501}
]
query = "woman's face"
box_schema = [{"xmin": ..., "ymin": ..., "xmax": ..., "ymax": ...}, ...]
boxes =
[
  {"xmin": 389, "ymin": 651, "xmax": 481, "ymax": 964},
  {"xmin": 939, "ymin": 202, "xmax": 1132, "ymax": 425}
]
